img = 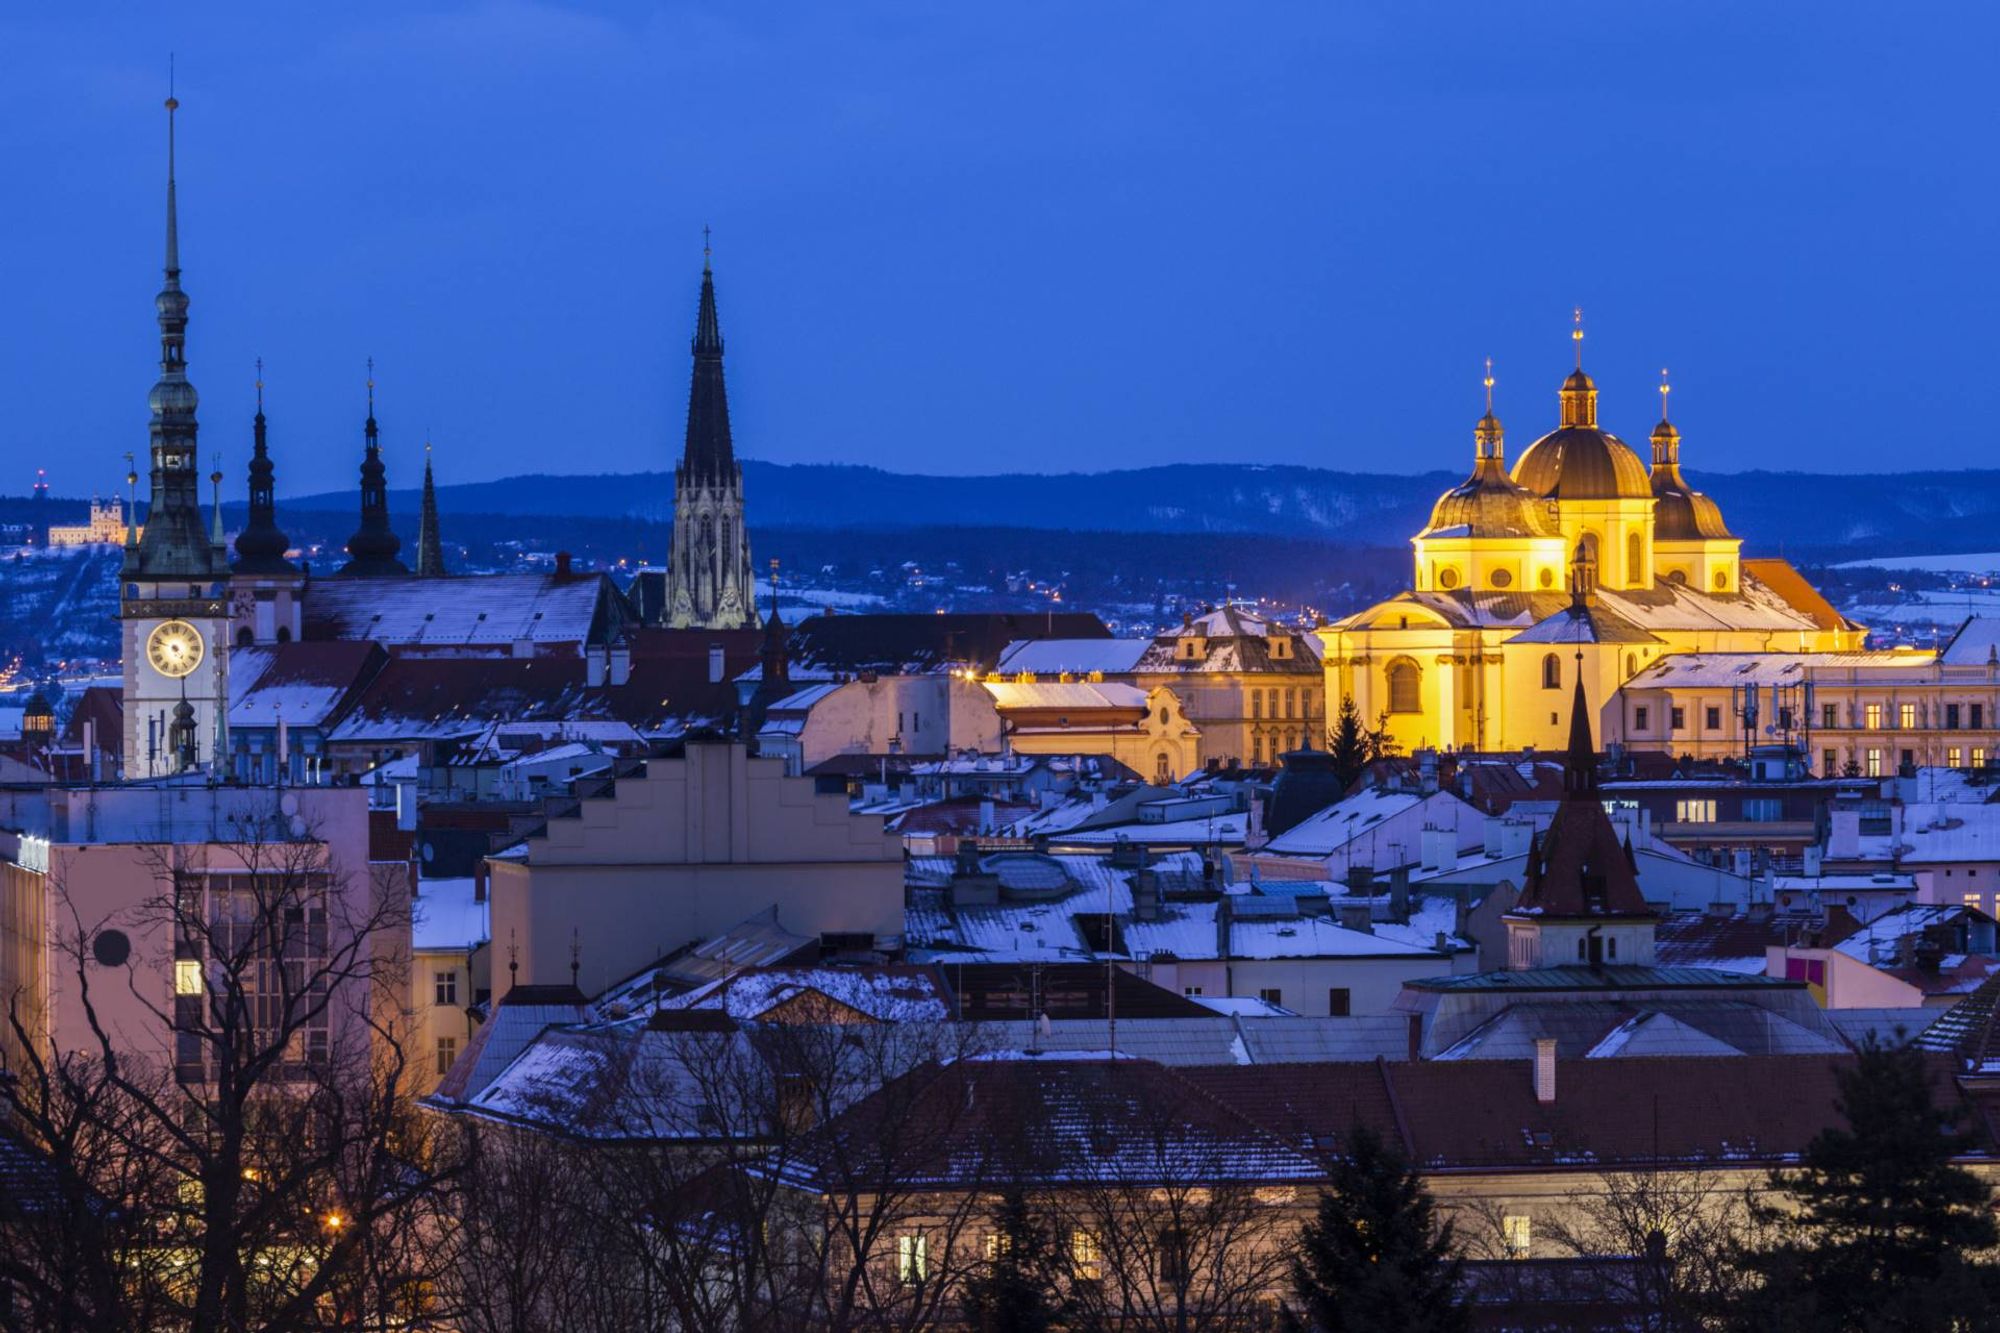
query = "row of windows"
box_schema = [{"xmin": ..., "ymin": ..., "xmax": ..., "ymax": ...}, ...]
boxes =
[
  {"xmin": 1837, "ymin": 702, "xmax": 1988, "ymax": 731},
  {"xmin": 902, "ymin": 1226, "xmax": 1201, "ymax": 1286},
  {"xmin": 1249, "ymin": 688, "xmax": 1315, "ymax": 721},
  {"xmin": 1819, "ymin": 746, "xmax": 1987, "ymax": 777}
]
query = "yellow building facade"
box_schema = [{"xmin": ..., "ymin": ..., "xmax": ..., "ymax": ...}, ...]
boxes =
[{"xmin": 1319, "ymin": 344, "xmax": 1865, "ymax": 756}]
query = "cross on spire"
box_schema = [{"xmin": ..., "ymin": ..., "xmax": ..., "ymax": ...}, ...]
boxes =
[
  {"xmin": 1572, "ymin": 306, "xmax": 1584, "ymax": 369},
  {"xmin": 703, "ymin": 223, "xmax": 712, "ymax": 273},
  {"xmin": 1659, "ymin": 366, "xmax": 1671, "ymax": 421},
  {"xmin": 1483, "ymin": 356, "xmax": 1495, "ymax": 414}
]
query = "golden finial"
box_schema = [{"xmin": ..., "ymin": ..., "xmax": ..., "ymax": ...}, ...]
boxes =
[
  {"xmin": 1572, "ymin": 306, "xmax": 1584, "ymax": 369},
  {"xmin": 1483, "ymin": 356, "xmax": 1495, "ymax": 414},
  {"xmin": 1659, "ymin": 367, "xmax": 1671, "ymax": 421}
]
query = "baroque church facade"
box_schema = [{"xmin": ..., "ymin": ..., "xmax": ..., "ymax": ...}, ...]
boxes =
[
  {"xmin": 1319, "ymin": 326, "xmax": 1866, "ymax": 756},
  {"xmin": 662, "ymin": 250, "xmax": 761, "ymax": 630}
]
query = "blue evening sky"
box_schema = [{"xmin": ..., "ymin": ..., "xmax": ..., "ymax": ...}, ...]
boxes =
[{"xmin": 3, "ymin": 2, "xmax": 1992, "ymax": 497}]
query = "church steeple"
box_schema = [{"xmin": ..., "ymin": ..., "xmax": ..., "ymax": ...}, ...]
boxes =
[
  {"xmin": 1475, "ymin": 357, "xmax": 1504, "ymax": 463},
  {"xmin": 682, "ymin": 227, "xmax": 735, "ymax": 487},
  {"xmin": 416, "ymin": 440, "xmax": 446, "ymax": 577},
  {"xmin": 1650, "ymin": 367, "xmax": 1680, "ymax": 469},
  {"xmin": 338, "ymin": 363, "xmax": 408, "ymax": 576},
  {"xmin": 663, "ymin": 236, "xmax": 760, "ymax": 630},
  {"xmin": 1564, "ymin": 667, "xmax": 1597, "ymax": 797},
  {"xmin": 234, "ymin": 361, "xmax": 295, "ymax": 573},
  {"xmin": 127, "ymin": 90, "xmax": 224, "ymax": 582}
]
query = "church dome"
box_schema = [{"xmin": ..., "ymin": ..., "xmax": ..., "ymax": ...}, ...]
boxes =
[
  {"xmin": 1423, "ymin": 458, "xmax": 1557, "ymax": 538},
  {"xmin": 1510, "ymin": 427, "xmax": 1654, "ymax": 500},
  {"xmin": 1649, "ymin": 419, "xmax": 1733, "ymax": 540}
]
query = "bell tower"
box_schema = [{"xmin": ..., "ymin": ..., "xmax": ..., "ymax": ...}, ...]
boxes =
[{"xmin": 121, "ymin": 91, "xmax": 231, "ymax": 779}]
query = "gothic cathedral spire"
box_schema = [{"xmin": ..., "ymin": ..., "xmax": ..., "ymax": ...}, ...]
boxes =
[
  {"xmin": 233, "ymin": 361, "xmax": 295, "ymax": 573},
  {"xmin": 664, "ymin": 235, "xmax": 760, "ymax": 629},
  {"xmin": 416, "ymin": 441, "xmax": 446, "ymax": 576}
]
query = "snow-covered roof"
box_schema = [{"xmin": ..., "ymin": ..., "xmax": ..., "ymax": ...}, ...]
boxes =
[
  {"xmin": 1626, "ymin": 650, "xmax": 1932, "ymax": 691},
  {"xmin": 412, "ymin": 877, "xmax": 490, "ymax": 953},
  {"xmin": 227, "ymin": 642, "xmax": 383, "ymax": 730},
  {"xmin": 995, "ymin": 638, "xmax": 1151, "ymax": 677},
  {"xmin": 303, "ymin": 572, "xmax": 621, "ymax": 648},
  {"xmin": 983, "ymin": 680, "xmax": 1149, "ymax": 711},
  {"xmin": 1940, "ymin": 617, "xmax": 2000, "ymax": 666},
  {"xmin": 1122, "ymin": 897, "xmax": 1460, "ymax": 962},
  {"xmin": 660, "ymin": 966, "xmax": 951, "ymax": 1023}
]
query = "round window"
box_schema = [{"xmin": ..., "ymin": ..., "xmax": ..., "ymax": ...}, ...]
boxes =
[
  {"xmin": 1713, "ymin": 570, "xmax": 1729, "ymax": 590},
  {"xmin": 1437, "ymin": 567, "xmax": 1460, "ymax": 589},
  {"xmin": 1490, "ymin": 568, "xmax": 1513, "ymax": 588},
  {"xmin": 1538, "ymin": 568, "xmax": 1555, "ymax": 589},
  {"xmin": 92, "ymin": 928, "xmax": 131, "ymax": 968},
  {"xmin": 1667, "ymin": 569, "xmax": 1687, "ymax": 585}
]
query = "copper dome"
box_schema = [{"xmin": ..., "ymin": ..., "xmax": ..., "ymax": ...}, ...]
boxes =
[
  {"xmin": 1423, "ymin": 458, "xmax": 1558, "ymax": 538},
  {"xmin": 1510, "ymin": 427, "xmax": 1654, "ymax": 501}
]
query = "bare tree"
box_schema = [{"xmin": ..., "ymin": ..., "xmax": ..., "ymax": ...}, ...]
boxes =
[{"xmin": 0, "ymin": 811, "xmax": 450, "ymax": 1333}]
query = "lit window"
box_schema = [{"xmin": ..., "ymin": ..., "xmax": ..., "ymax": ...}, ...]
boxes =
[
  {"xmin": 1865, "ymin": 704, "xmax": 1883, "ymax": 729},
  {"xmin": 983, "ymin": 1232, "xmax": 1012, "ymax": 1262},
  {"xmin": 174, "ymin": 960, "xmax": 203, "ymax": 996},
  {"xmin": 897, "ymin": 1233, "xmax": 928, "ymax": 1285},
  {"xmin": 1978, "ymin": 748, "xmax": 1990, "ymax": 770},
  {"xmin": 1965, "ymin": 894, "xmax": 1984, "ymax": 911},
  {"xmin": 1866, "ymin": 749, "xmax": 1883, "ymax": 777},
  {"xmin": 1899, "ymin": 703, "xmax": 1917, "ymax": 730},
  {"xmin": 1950, "ymin": 747, "xmax": 1964, "ymax": 768},
  {"xmin": 1674, "ymin": 799, "xmax": 1717, "ymax": 824},
  {"xmin": 1503, "ymin": 1214, "xmax": 1532, "ymax": 1259},
  {"xmin": 1387, "ymin": 660, "xmax": 1421, "ymax": 714},
  {"xmin": 1070, "ymin": 1230, "xmax": 1101, "ymax": 1281}
]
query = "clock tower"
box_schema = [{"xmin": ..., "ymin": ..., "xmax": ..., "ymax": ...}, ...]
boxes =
[{"xmin": 121, "ymin": 94, "xmax": 230, "ymax": 778}]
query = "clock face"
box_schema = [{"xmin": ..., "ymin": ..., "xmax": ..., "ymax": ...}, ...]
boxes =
[{"xmin": 146, "ymin": 620, "xmax": 205, "ymax": 679}]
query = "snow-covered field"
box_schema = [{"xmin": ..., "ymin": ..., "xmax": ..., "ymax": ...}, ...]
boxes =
[{"xmin": 1835, "ymin": 551, "xmax": 2000, "ymax": 574}]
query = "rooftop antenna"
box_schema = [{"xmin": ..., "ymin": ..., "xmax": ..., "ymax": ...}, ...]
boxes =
[{"xmin": 507, "ymin": 928, "xmax": 519, "ymax": 994}]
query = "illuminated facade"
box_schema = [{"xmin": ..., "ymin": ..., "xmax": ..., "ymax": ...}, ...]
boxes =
[{"xmin": 1319, "ymin": 327, "xmax": 1865, "ymax": 756}]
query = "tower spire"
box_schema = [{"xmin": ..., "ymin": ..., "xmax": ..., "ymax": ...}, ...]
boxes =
[
  {"xmin": 1558, "ymin": 308, "xmax": 1599, "ymax": 430},
  {"xmin": 339, "ymin": 359, "xmax": 407, "ymax": 576},
  {"xmin": 1650, "ymin": 367, "xmax": 1681, "ymax": 469},
  {"xmin": 416, "ymin": 437, "xmax": 446, "ymax": 576},
  {"xmin": 235, "ymin": 358, "xmax": 295, "ymax": 572}
]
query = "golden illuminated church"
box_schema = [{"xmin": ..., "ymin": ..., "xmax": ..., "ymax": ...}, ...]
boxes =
[{"xmin": 1318, "ymin": 319, "xmax": 1865, "ymax": 755}]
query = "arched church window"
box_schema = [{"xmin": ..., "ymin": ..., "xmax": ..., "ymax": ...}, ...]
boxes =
[
  {"xmin": 276, "ymin": 625, "xmax": 292, "ymax": 644},
  {"xmin": 1542, "ymin": 653, "xmax": 1561, "ymax": 690},
  {"xmin": 1627, "ymin": 532, "xmax": 1643, "ymax": 582},
  {"xmin": 1154, "ymin": 751, "xmax": 1172, "ymax": 784},
  {"xmin": 235, "ymin": 626, "xmax": 253, "ymax": 648},
  {"xmin": 1386, "ymin": 659, "xmax": 1421, "ymax": 714},
  {"xmin": 700, "ymin": 515, "xmax": 716, "ymax": 548},
  {"xmin": 1625, "ymin": 652, "xmax": 1637, "ymax": 676}
]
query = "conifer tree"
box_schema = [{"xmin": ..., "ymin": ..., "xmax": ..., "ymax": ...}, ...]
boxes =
[
  {"xmin": 961, "ymin": 1188, "xmax": 1065, "ymax": 1333},
  {"xmin": 1285, "ymin": 1128, "xmax": 1467, "ymax": 1333},
  {"xmin": 1328, "ymin": 696, "xmax": 1377, "ymax": 791},
  {"xmin": 1736, "ymin": 1038, "xmax": 2000, "ymax": 1331}
]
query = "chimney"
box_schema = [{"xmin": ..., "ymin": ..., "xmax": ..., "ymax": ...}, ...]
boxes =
[
  {"xmin": 473, "ymin": 860, "xmax": 488, "ymax": 904},
  {"xmin": 1389, "ymin": 865, "xmax": 1411, "ymax": 923},
  {"xmin": 1420, "ymin": 824, "xmax": 1455, "ymax": 872},
  {"xmin": 609, "ymin": 641, "xmax": 631, "ymax": 687},
  {"xmin": 1337, "ymin": 903, "xmax": 1373, "ymax": 934},
  {"xmin": 587, "ymin": 649, "xmax": 607, "ymax": 688},
  {"xmin": 1406, "ymin": 1011, "xmax": 1423, "ymax": 1061},
  {"xmin": 1216, "ymin": 894, "xmax": 1233, "ymax": 960},
  {"xmin": 554, "ymin": 550, "xmax": 573, "ymax": 581},
  {"xmin": 1484, "ymin": 815, "xmax": 1504, "ymax": 858},
  {"xmin": 1534, "ymin": 1037, "xmax": 1557, "ymax": 1103},
  {"xmin": 1418, "ymin": 749, "xmax": 1439, "ymax": 795}
]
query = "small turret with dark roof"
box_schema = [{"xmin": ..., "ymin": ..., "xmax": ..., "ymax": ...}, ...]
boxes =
[
  {"xmin": 338, "ymin": 366, "xmax": 408, "ymax": 577},
  {"xmin": 233, "ymin": 364, "xmax": 294, "ymax": 573},
  {"xmin": 1510, "ymin": 672, "xmax": 1654, "ymax": 921}
]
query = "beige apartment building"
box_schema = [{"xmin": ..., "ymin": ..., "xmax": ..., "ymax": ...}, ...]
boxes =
[
  {"xmin": 486, "ymin": 737, "xmax": 904, "ymax": 994},
  {"xmin": 1618, "ymin": 623, "xmax": 2000, "ymax": 774}
]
